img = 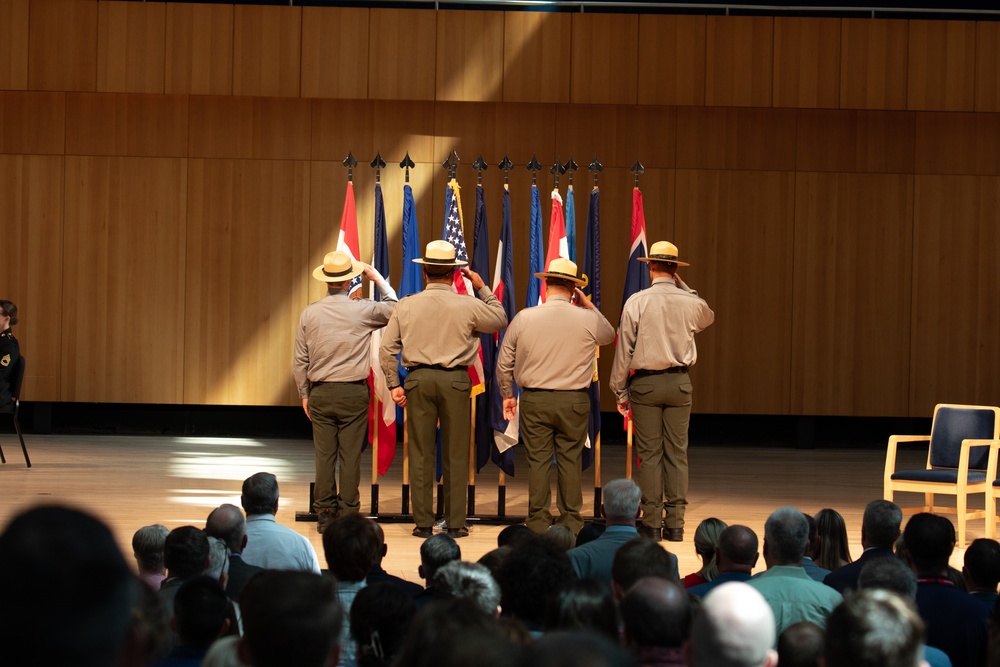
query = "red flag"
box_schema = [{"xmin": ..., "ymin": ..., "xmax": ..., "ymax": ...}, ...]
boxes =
[
  {"xmin": 542, "ymin": 188, "xmax": 568, "ymax": 302},
  {"xmin": 444, "ymin": 180, "xmax": 486, "ymax": 396}
]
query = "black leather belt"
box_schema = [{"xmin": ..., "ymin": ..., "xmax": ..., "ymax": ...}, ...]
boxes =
[
  {"xmin": 408, "ymin": 364, "xmax": 468, "ymax": 372},
  {"xmin": 632, "ymin": 367, "xmax": 688, "ymax": 379},
  {"xmin": 522, "ymin": 387, "xmax": 588, "ymax": 393},
  {"xmin": 312, "ymin": 379, "xmax": 367, "ymax": 386}
]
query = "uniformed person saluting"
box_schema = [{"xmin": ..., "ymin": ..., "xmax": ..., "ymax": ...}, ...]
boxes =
[
  {"xmin": 609, "ymin": 242, "xmax": 714, "ymax": 543},
  {"xmin": 496, "ymin": 258, "xmax": 616, "ymax": 535},
  {"xmin": 379, "ymin": 240, "xmax": 507, "ymax": 538},
  {"xmin": 293, "ymin": 252, "xmax": 397, "ymax": 533},
  {"xmin": 0, "ymin": 300, "xmax": 20, "ymax": 407}
]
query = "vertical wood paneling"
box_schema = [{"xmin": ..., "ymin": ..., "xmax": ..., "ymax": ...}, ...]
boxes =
[
  {"xmin": 368, "ymin": 8, "xmax": 436, "ymax": 101},
  {"xmin": 28, "ymin": 0, "xmax": 98, "ymax": 92},
  {"xmin": 675, "ymin": 107, "xmax": 797, "ymax": 171},
  {"xmin": 62, "ymin": 156, "xmax": 187, "ymax": 403},
  {"xmin": 973, "ymin": 178, "xmax": 1000, "ymax": 404},
  {"xmin": 503, "ymin": 12, "xmax": 571, "ymax": 104},
  {"xmin": 976, "ymin": 22, "xmax": 1000, "ymax": 112},
  {"xmin": 554, "ymin": 105, "xmax": 619, "ymax": 172},
  {"xmin": 433, "ymin": 102, "xmax": 496, "ymax": 172},
  {"xmin": 300, "ymin": 7, "xmax": 369, "ymax": 100},
  {"xmin": 436, "ymin": 10, "xmax": 504, "ymax": 103},
  {"xmin": 791, "ymin": 172, "xmax": 913, "ymax": 416},
  {"xmin": 0, "ymin": 155, "xmax": 63, "ymax": 399},
  {"xmin": 97, "ymin": 1, "xmax": 165, "ymax": 94},
  {"xmin": 0, "ymin": 0, "xmax": 29, "ymax": 90},
  {"xmin": 233, "ymin": 5, "xmax": 301, "ymax": 98},
  {"xmin": 187, "ymin": 96, "xmax": 254, "ymax": 160},
  {"xmin": 637, "ymin": 15, "xmax": 706, "ymax": 106},
  {"xmin": 65, "ymin": 92, "xmax": 188, "ymax": 158},
  {"xmin": 494, "ymin": 103, "xmax": 558, "ymax": 168},
  {"xmin": 914, "ymin": 112, "xmax": 1000, "ymax": 176},
  {"xmin": 570, "ymin": 13, "xmax": 638, "ymax": 105},
  {"xmin": 164, "ymin": 2, "xmax": 233, "ymax": 96},
  {"xmin": 796, "ymin": 109, "xmax": 915, "ymax": 173},
  {"xmin": 773, "ymin": 17, "xmax": 841, "ymax": 109},
  {"xmin": 252, "ymin": 97, "xmax": 312, "ymax": 161},
  {"xmin": 908, "ymin": 20, "xmax": 976, "ymax": 112},
  {"xmin": 310, "ymin": 99, "xmax": 375, "ymax": 163},
  {"xmin": 706, "ymin": 16, "xmax": 773, "ymax": 107},
  {"xmin": 840, "ymin": 18, "xmax": 908, "ymax": 110},
  {"xmin": 184, "ymin": 159, "xmax": 309, "ymax": 406},
  {"xmin": 616, "ymin": 106, "xmax": 677, "ymax": 170},
  {"xmin": 1, "ymin": 91, "xmax": 65, "ymax": 155}
]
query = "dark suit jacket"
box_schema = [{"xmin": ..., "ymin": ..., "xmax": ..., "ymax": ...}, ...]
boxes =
[
  {"xmin": 822, "ymin": 547, "xmax": 895, "ymax": 594},
  {"xmin": 367, "ymin": 563, "xmax": 424, "ymax": 598},
  {"xmin": 227, "ymin": 553, "xmax": 264, "ymax": 601}
]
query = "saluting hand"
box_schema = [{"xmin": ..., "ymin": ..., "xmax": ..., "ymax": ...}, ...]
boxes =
[
  {"xmin": 460, "ymin": 267, "xmax": 486, "ymax": 291},
  {"xmin": 503, "ymin": 397, "xmax": 518, "ymax": 421},
  {"xmin": 391, "ymin": 387, "xmax": 407, "ymax": 407},
  {"xmin": 572, "ymin": 288, "xmax": 596, "ymax": 309}
]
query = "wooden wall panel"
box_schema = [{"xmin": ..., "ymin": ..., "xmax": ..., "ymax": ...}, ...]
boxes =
[
  {"xmin": 908, "ymin": 20, "xmax": 976, "ymax": 112},
  {"xmin": 301, "ymin": 7, "xmax": 369, "ymax": 100},
  {"xmin": 97, "ymin": 1, "xmax": 165, "ymax": 94},
  {"xmin": 369, "ymin": 8, "xmax": 436, "ymax": 102},
  {"xmin": 570, "ymin": 13, "xmax": 638, "ymax": 105},
  {"xmin": 706, "ymin": 16, "xmax": 773, "ymax": 107},
  {"xmin": 796, "ymin": 109, "xmax": 915, "ymax": 173},
  {"xmin": 555, "ymin": 105, "xmax": 620, "ymax": 173},
  {"xmin": 915, "ymin": 112, "xmax": 1000, "ymax": 176},
  {"xmin": 638, "ymin": 15, "xmax": 706, "ymax": 106},
  {"xmin": 0, "ymin": 155, "xmax": 63, "ymax": 400},
  {"xmin": 164, "ymin": 2, "xmax": 233, "ymax": 96},
  {"xmin": 65, "ymin": 93, "xmax": 188, "ymax": 157},
  {"xmin": 675, "ymin": 107, "xmax": 797, "ymax": 171},
  {"xmin": 791, "ymin": 173, "xmax": 913, "ymax": 416},
  {"xmin": 0, "ymin": 0, "xmax": 29, "ymax": 90},
  {"xmin": 839, "ymin": 18, "xmax": 908, "ymax": 110},
  {"xmin": 494, "ymin": 103, "xmax": 557, "ymax": 168},
  {"xmin": 233, "ymin": 5, "xmax": 301, "ymax": 98},
  {"xmin": 436, "ymin": 10, "xmax": 503, "ymax": 103},
  {"xmin": 674, "ymin": 169, "xmax": 795, "ymax": 415},
  {"xmin": 251, "ymin": 97, "xmax": 312, "ymax": 161},
  {"xmin": 184, "ymin": 159, "xmax": 309, "ymax": 406},
  {"xmin": 61, "ymin": 156, "xmax": 187, "ymax": 403},
  {"xmin": 773, "ymin": 18, "xmax": 841, "ymax": 109},
  {"xmin": 28, "ymin": 0, "xmax": 97, "ymax": 92},
  {"xmin": 1, "ymin": 91, "xmax": 65, "ymax": 155},
  {"xmin": 187, "ymin": 96, "xmax": 254, "ymax": 160},
  {"xmin": 310, "ymin": 99, "xmax": 375, "ymax": 163},
  {"xmin": 616, "ymin": 106, "xmax": 676, "ymax": 170},
  {"xmin": 433, "ymin": 102, "xmax": 496, "ymax": 171},
  {"xmin": 973, "ymin": 178, "xmax": 1000, "ymax": 404},
  {"xmin": 977, "ymin": 22, "xmax": 1000, "ymax": 112},
  {"xmin": 503, "ymin": 12, "xmax": 571, "ymax": 104}
]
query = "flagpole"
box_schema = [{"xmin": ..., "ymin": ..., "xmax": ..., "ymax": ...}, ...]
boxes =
[
  {"xmin": 370, "ymin": 153, "xmax": 387, "ymax": 516},
  {"xmin": 402, "ymin": 408, "xmax": 410, "ymax": 515},
  {"xmin": 626, "ymin": 416, "xmax": 633, "ymax": 480},
  {"xmin": 468, "ymin": 397, "xmax": 476, "ymax": 517}
]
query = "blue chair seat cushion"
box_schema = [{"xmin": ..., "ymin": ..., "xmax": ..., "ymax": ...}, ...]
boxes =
[{"xmin": 892, "ymin": 469, "xmax": 988, "ymax": 484}]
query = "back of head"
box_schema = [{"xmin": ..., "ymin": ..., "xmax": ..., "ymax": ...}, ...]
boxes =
[
  {"xmin": 498, "ymin": 523, "xmax": 534, "ymax": 548},
  {"xmin": 777, "ymin": 622, "xmax": 824, "ymax": 667},
  {"xmin": 394, "ymin": 597, "xmax": 520, "ymax": 667},
  {"xmin": 620, "ymin": 576, "xmax": 691, "ymax": 648},
  {"xmin": 694, "ymin": 518, "xmax": 728, "ymax": 578},
  {"xmin": 692, "ymin": 582, "xmax": 777, "ymax": 667},
  {"xmin": 241, "ymin": 472, "xmax": 279, "ymax": 516},
  {"xmin": 964, "ymin": 538, "xmax": 1000, "ymax": 590},
  {"xmin": 718, "ymin": 525, "xmax": 759, "ymax": 568},
  {"xmin": 174, "ymin": 576, "xmax": 229, "ymax": 649},
  {"xmin": 824, "ymin": 589, "xmax": 925, "ymax": 667},
  {"xmin": 205, "ymin": 536, "xmax": 230, "ymax": 581},
  {"xmin": 323, "ymin": 513, "xmax": 378, "ymax": 582},
  {"xmin": 350, "ymin": 583, "xmax": 416, "ymax": 667},
  {"xmin": 603, "ymin": 478, "xmax": 641, "ymax": 523},
  {"xmin": 857, "ymin": 556, "xmax": 917, "ymax": 599},
  {"xmin": 420, "ymin": 533, "xmax": 461, "ymax": 581},
  {"xmin": 544, "ymin": 525, "xmax": 576, "ymax": 551},
  {"xmin": 814, "ymin": 508, "xmax": 851, "ymax": 570},
  {"xmin": 862, "ymin": 500, "xmax": 902, "ymax": 549},
  {"xmin": 0, "ymin": 506, "xmax": 138, "ymax": 667},
  {"xmin": 525, "ymin": 631, "xmax": 635, "ymax": 667},
  {"xmin": 612, "ymin": 538, "xmax": 678, "ymax": 591},
  {"xmin": 902, "ymin": 513, "xmax": 954, "ymax": 574},
  {"xmin": 497, "ymin": 535, "xmax": 576, "ymax": 627},
  {"xmin": 546, "ymin": 578, "xmax": 620, "ymax": 642},
  {"xmin": 764, "ymin": 507, "xmax": 809, "ymax": 565},
  {"xmin": 132, "ymin": 524, "xmax": 170, "ymax": 573},
  {"xmin": 205, "ymin": 504, "xmax": 246, "ymax": 553},
  {"xmin": 433, "ymin": 560, "xmax": 501, "ymax": 616},
  {"xmin": 478, "ymin": 546, "xmax": 512, "ymax": 579},
  {"xmin": 164, "ymin": 526, "xmax": 210, "ymax": 579},
  {"xmin": 239, "ymin": 570, "xmax": 342, "ymax": 667}
]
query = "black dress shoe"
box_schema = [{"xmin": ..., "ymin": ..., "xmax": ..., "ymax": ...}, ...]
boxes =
[
  {"xmin": 637, "ymin": 524, "xmax": 662, "ymax": 542},
  {"xmin": 447, "ymin": 526, "xmax": 469, "ymax": 538},
  {"xmin": 664, "ymin": 527, "xmax": 684, "ymax": 542},
  {"xmin": 412, "ymin": 526, "xmax": 433, "ymax": 538}
]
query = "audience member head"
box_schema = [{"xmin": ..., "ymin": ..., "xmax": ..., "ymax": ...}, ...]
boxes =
[
  {"xmin": 323, "ymin": 513, "xmax": 378, "ymax": 583},
  {"xmin": 478, "ymin": 546, "xmax": 512, "ymax": 580},
  {"xmin": 693, "ymin": 517, "xmax": 727, "ymax": 580},
  {"xmin": 689, "ymin": 582, "xmax": 777, "ymax": 667},
  {"xmin": 544, "ymin": 525, "xmax": 576, "ymax": 551},
  {"xmin": 0, "ymin": 506, "xmax": 139, "ymax": 667},
  {"xmin": 498, "ymin": 524, "xmax": 534, "ymax": 548},
  {"xmin": 824, "ymin": 588, "xmax": 925, "ymax": 667},
  {"xmin": 602, "ymin": 478, "xmax": 641, "ymax": 525},
  {"xmin": 241, "ymin": 472, "xmax": 280, "ymax": 516},
  {"xmin": 546, "ymin": 578, "xmax": 619, "ymax": 642},
  {"xmin": 164, "ymin": 526, "xmax": 210, "ymax": 579},
  {"xmin": 857, "ymin": 556, "xmax": 917, "ymax": 599},
  {"xmin": 525, "ymin": 631, "xmax": 635, "ymax": 667},
  {"xmin": 419, "ymin": 533, "xmax": 461, "ymax": 584},
  {"xmin": 371, "ymin": 521, "xmax": 389, "ymax": 566},
  {"xmin": 132, "ymin": 524, "xmax": 170, "ymax": 575},
  {"xmin": 861, "ymin": 500, "xmax": 902, "ymax": 550},
  {"xmin": 205, "ymin": 504, "xmax": 247, "ymax": 553},
  {"xmin": 964, "ymin": 538, "xmax": 1000, "ymax": 593},
  {"xmin": 497, "ymin": 535, "xmax": 577, "ymax": 629},
  {"xmin": 717, "ymin": 525, "xmax": 759, "ymax": 573},
  {"xmin": 204, "ymin": 536, "xmax": 230, "ymax": 585},
  {"xmin": 172, "ymin": 576, "xmax": 230, "ymax": 650},
  {"xmin": 763, "ymin": 507, "xmax": 809, "ymax": 567},
  {"xmin": 131, "ymin": 574, "xmax": 168, "ymax": 662},
  {"xmin": 350, "ymin": 583, "xmax": 416, "ymax": 667},
  {"xmin": 575, "ymin": 522, "xmax": 607, "ymax": 547},
  {"xmin": 238, "ymin": 570, "xmax": 342, "ymax": 667},
  {"xmin": 814, "ymin": 508, "xmax": 852, "ymax": 570},
  {"xmin": 611, "ymin": 537, "xmax": 678, "ymax": 599},
  {"xmin": 394, "ymin": 598, "xmax": 521, "ymax": 667},
  {"xmin": 0, "ymin": 299, "xmax": 18, "ymax": 327},
  {"xmin": 902, "ymin": 513, "xmax": 955, "ymax": 576},
  {"xmin": 777, "ymin": 622, "xmax": 824, "ymax": 667},
  {"xmin": 433, "ymin": 560, "xmax": 502, "ymax": 616},
  {"xmin": 620, "ymin": 576, "xmax": 691, "ymax": 649}
]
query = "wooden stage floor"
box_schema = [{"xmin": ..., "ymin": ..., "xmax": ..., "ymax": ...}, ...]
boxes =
[{"xmin": 0, "ymin": 433, "xmax": 970, "ymax": 581}]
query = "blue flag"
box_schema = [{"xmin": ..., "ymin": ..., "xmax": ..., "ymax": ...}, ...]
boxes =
[
  {"xmin": 472, "ymin": 185, "xmax": 495, "ymax": 473},
  {"xmin": 397, "ymin": 183, "xmax": 422, "ymax": 425},
  {"xmin": 581, "ymin": 187, "xmax": 602, "ymax": 471},
  {"xmin": 565, "ymin": 184, "xmax": 577, "ymax": 263},
  {"xmin": 526, "ymin": 185, "xmax": 544, "ymax": 309},
  {"xmin": 370, "ymin": 183, "xmax": 397, "ymax": 475},
  {"xmin": 622, "ymin": 188, "xmax": 650, "ymax": 307},
  {"xmin": 489, "ymin": 187, "xmax": 517, "ymax": 476}
]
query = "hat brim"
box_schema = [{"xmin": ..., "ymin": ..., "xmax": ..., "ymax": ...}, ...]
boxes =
[
  {"xmin": 412, "ymin": 258, "xmax": 467, "ymax": 267},
  {"xmin": 638, "ymin": 256, "xmax": 690, "ymax": 267},
  {"xmin": 313, "ymin": 261, "xmax": 364, "ymax": 283},
  {"xmin": 534, "ymin": 271, "xmax": 589, "ymax": 287}
]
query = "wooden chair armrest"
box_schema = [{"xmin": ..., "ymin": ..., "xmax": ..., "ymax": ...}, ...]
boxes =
[
  {"xmin": 961, "ymin": 438, "xmax": 1000, "ymax": 478},
  {"xmin": 885, "ymin": 435, "xmax": 932, "ymax": 483}
]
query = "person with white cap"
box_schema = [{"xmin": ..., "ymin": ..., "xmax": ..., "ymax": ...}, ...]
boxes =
[
  {"xmin": 496, "ymin": 257, "xmax": 615, "ymax": 535},
  {"xmin": 293, "ymin": 251, "xmax": 397, "ymax": 533},
  {"xmin": 379, "ymin": 240, "xmax": 507, "ymax": 539},
  {"xmin": 609, "ymin": 241, "xmax": 714, "ymax": 543}
]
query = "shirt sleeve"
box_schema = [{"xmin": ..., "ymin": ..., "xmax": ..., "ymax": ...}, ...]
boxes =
[
  {"xmin": 495, "ymin": 318, "xmax": 519, "ymax": 397},
  {"xmin": 609, "ymin": 305, "xmax": 638, "ymax": 403},
  {"xmin": 379, "ymin": 310, "xmax": 403, "ymax": 389},
  {"xmin": 473, "ymin": 285, "xmax": 508, "ymax": 334},
  {"xmin": 292, "ymin": 315, "xmax": 310, "ymax": 398},
  {"xmin": 592, "ymin": 309, "xmax": 617, "ymax": 347}
]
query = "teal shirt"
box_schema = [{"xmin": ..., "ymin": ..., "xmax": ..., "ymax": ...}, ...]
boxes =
[{"xmin": 747, "ymin": 565, "xmax": 842, "ymax": 636}]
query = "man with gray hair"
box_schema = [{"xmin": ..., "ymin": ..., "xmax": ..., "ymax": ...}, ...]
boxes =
[
  {"xmin": 433, "ymin": 560, "xmax": 502, "ymax": 616},
  {"xmin": 205, "ymin": 503, "xmax": 262, "ymax": 600},
  {"xmin": 240, "ymin": 472, "xmax": 321, "ymax": 573},
  {"xmin": 687, "ymin": 581, "xmax": 778, "ymax": 667},
  {"xmin": 824, "ymin": 499, "xmax": 902, "ymax": 594},
  {"xmin": 132, "ymin": 524, "xmax": 169, "ymax": 590},
  {"xmin": 824, "ymin": 588, "xmax": 927, "ymax": 667},
  {"xmin": 747, "ymin": 507, "xmax": 842, "ymax": 635}
]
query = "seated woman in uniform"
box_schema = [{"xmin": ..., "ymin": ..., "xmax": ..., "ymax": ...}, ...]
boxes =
[{"xmin": 0, "ymin": 300, "xmax": 20, "ymax": 406}]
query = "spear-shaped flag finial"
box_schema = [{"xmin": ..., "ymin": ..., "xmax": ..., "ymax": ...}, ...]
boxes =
[
  {"xmin": 370, "ymin": 151, "xmax": 386, "ymax": 183},
  {"xmin": 588, "ymin": 156, "xmax": 604, "ymax": 188},
  {"xmin": 442, "ymin": 149, "xmax": 460, "ymax": 180},
  {"xmin": 526, "ymin": 154, "xmax": 542, "ymax": 186},
  {"xmin": 564, "ymin": 157, "xmax": 578, "ymax": 186},
  {"xmin": 550, "ymin": 158, "xmax": 566, "ymax": 189},
  {"xmin": 630, "ymin": 159, "xmax": 645, "ymax": 188},
  {"xmin": 399, "ymin": 151, "xmax": 415, "ymax": 183},
  {"xmin": 343, "ymin": 151, "xmax": 358, "ymax": 182},
  {"xmin": 498, "ymin": 154, "xmax": 513, "ymax": 185},
  {"xmin": 472, "ymin": 154, "xmax": 488, "ymax": 185}
]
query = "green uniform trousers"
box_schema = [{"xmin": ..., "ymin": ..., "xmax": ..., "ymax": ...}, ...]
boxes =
[
  {"xmin": 629, "ymin": 371, "xmax": 692, "ymax": 531},
  {"xmin": 404, "ymin": 367, "xmax": 471, "ymax": 530},
  {"xmin": 309, "ymin": 380, "xmax": 369, "ymax": 516},
  {"xmin": 520, "ymin": 388, "xmax": 589, "ymax": 535}
]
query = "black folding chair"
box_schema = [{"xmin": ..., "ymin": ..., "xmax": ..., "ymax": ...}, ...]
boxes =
[{"xmin": 0, "ymin": 355, "xmax": 30, "ymax": 467}]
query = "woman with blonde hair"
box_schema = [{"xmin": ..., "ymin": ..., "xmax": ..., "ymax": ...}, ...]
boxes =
[{"xmin": 683, "ymin": 517, "xmax": 727, "ymax": 588}]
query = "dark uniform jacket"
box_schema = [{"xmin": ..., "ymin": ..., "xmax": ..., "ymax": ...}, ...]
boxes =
[{"xmin": 0, "ymin": 329, "xmax": 20, "ymax": 406}]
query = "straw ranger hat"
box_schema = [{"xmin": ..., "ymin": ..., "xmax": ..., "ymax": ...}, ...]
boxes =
[
  {"xmin": 313, "ymin": 251, "xmax": 364, "ymax": 283},
  {"xmin": 534, "ymin": 257, "xmax": 589, "ymax": 288},
  {"xmin": 412, "ymin": 240, "xmax": 467, "ymax": 267},
  {"xmin": 638, "ymin": 241, "xmax": 690, "ymax": 267}
]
